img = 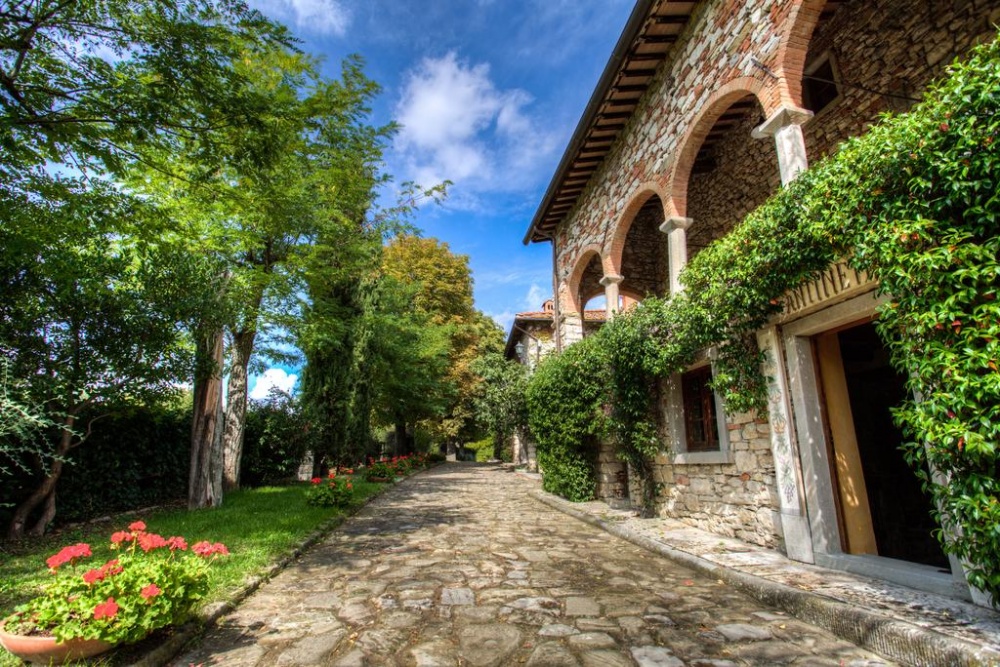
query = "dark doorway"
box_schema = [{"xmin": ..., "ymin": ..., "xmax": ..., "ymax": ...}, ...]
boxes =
[{"xmin": 838, "ymin": 322, "xmax": 948, "ymax": 568}]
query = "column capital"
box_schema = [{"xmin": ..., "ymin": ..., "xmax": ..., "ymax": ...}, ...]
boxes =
[
  {"xmin": 599, "ymin": 273, "xmax": 623, "ymax": 287},
  {"xmin": 752, "ymin": 105, "xmax": 814, "ymax": 139},
  {"xmin": 659, "ymin": 216, "xmax": 692, "ymax": 234}
]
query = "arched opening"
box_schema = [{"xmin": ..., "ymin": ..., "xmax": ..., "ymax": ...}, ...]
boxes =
[
  {"xmin": 617, "ymin": 195, "xmax": 668, "ymax": 302},
  {"xmin": 574, "ymin": 253, "xmax": 604, "ymax": 315},
  {"xmin": 685, "ymin": 95, "xmax": 779, "ymax": 261}
]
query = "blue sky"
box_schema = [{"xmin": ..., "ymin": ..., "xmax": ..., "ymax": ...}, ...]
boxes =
[{"xmin": 247, "ymin": 0, "xmax": 634, "ymax": 397}]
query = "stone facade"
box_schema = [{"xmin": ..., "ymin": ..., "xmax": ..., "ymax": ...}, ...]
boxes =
[
  {"xmin": 530, "ymin": 0, "xmax": 997, "ymax": 600},
  {"xmin": 652, "ymin": 411, "xmax": 781, "ymax": 549},
  {"xmin": 594, "ymin": 440, "xmax": 629, "ymax": 507}
]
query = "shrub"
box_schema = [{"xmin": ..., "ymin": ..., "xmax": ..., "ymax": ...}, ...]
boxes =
[
  {"xmin": 525, "ymin": 337, "xmax": 606, "ymax": 501},
  {"xmin": 305, "ymin": 475, "xmax": 354, "ymax": 507},
  {"xmin": 241, "ymin": 392, "xmax": 314, "ymax": 488},
  {"xmin": 1, "ymin": 403, "xmax": 190, "ymax": 528},
  {"xmin": 463, "ymin": 437, "xmax": 493, "ymax": 462}
]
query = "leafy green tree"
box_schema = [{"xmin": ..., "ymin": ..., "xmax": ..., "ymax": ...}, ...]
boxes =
[
  {"xmin": 0, "ymin": 0, "xmax": 289, "ymax": 184},
  {"xmin": 0, "ymin": 185, "xmax": 208, "ymax": 538},
  {"xmin": 379, "ymin": 235, "xmax": 489, "ymax": 449},
  {"xmin": 471, "ymin": 352, "xmax": 528, "ymax": 460},
  {"xmin": 367, "ymin": 272, "xmax": 455, "ymax": 455},
  {"xmin": 130, "ymin": 51, "xmax": 391, "ymax": 499},
  {"xmin": 298, "ymin": 233, "xmax": 382, "ymax": 471},
  {"xmin": 1, "ymin": 0, "xmax": 293, "ymax": 521}
]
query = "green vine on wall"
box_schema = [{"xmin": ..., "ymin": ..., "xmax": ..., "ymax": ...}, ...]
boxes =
[{"xmin": 527, "ymin": 35, "xmax": 1000, "ymax": 601}]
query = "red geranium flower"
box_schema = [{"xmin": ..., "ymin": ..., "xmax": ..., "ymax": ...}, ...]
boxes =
[
  {"xmin": 93, "ymin": 597, "xmax": 119, "ymax": 620},
  {"xmin": 129, "ymin": 521, "xmax": 147, "ymax": 532},
  {"xmin": 311, "ymin": 477, "xmax": 321, "ymax": 484},
  {"xmin": 110, "ymin": 530, "xmax": 133, "ymax": 545},
  {"xmin": 137, "ymin": 532, "xmax": 168, "ymax": 553},
  {"xmin": 82, "ymin": 568, "xmax": 104, "ymax": 585},
  {"xmin": 166, "ymin": 536, "xmax": 188, "ymax": 551},
  {"xmin": 101, "ymin": 559, "xmax": 123, "ymax": 577},
  {"xmin": 192, "ymin": 541, "xmax": 230, "ymax": 557},
  {"xmin": 46, "ymin": 543, "xmax": 92, "ymax": 570},
  {"xmin": 140, "ymin": 584, "xmax": 162, "ymax": 601}
]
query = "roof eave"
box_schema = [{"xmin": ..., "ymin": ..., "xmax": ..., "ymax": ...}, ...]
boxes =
[{"xmin": 523, "ymin": 0, "xmax": 658, "ymax": 246}]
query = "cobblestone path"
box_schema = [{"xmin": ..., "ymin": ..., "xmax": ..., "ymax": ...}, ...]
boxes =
[{"xmin": 173, "ymin": 464, "xmax": 891, "ymax": 666}]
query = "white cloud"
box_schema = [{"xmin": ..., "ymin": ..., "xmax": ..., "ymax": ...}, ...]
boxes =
[
  {"xmin": 249, "ymin": 368, "xmax": 299, "ymax": 400},
  {"xmin": 250, "ymin": 0, "xmax": 350, "ymax": 36},
  {"xmin": 488, "ymin": 310, "xmax": 516, "ymax": 334},
  {"xmin": 525, "ymin": 283, "xmax": 546, "ymax": 310},
  {"xmin": 393, "ymin": 51, "xmax": 560, "ymax": 200}
]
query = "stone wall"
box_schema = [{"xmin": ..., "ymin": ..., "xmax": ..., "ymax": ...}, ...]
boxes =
[
  {"xmin": 595, "ymin": 439, "xmax": 629, "ymax": 506},
  {"xmin": 687, "ymin": 101, "xmax": 779, "ymax": 258},
  {"xmin": 661, "ymin": 410, "xmax": 781, "ymax": 548},
  {"xmin": 803, "ymin": 0, "xmax": 1000, "ymax": 161}
]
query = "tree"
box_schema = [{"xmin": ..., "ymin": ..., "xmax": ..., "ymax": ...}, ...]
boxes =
[
  {"xmin": 0, "ymin": 0, "xmax": 290, "ymax": 187},
  {"xmin": 471, "ymin": 353, "xmax": 529, "ymax": 460},
  {"xmin": 1, "ymin": 0, "xmax": 295, "ymax": 521},
  {"xmin": 379, "ymin": 236, "xmax": 491, "ymax": 449},
  {"xmin": 367, "ymin": 273, "xmax": 455, "ymax": 455},
  {"xmin": 129, "ymin": 51, "xmax": 392, "ymax": 498},
  {"xmin": 214, "ymin": 54, "xmax": 391, "ymax": 492},
  {"xmin": 0, "ymin": 185, "xmax": 208, "ymax": 538},
  {"xmin": 297, "ymin": 187, "xmax": 450, "ymax": 470}
]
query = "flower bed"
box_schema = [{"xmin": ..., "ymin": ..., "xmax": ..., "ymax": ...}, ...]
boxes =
[
  {"xmin": 1, "ymin": 522, "xmax": 228, "ymax": 647},
  {"xmin": 361, "ymin": 453, "xmax": 430, "ymax": 482}
]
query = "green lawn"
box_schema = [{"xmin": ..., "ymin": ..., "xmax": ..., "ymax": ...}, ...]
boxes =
[{"xmin": 0, "ymin": 478, "xmax": 386, "ymax": 665}]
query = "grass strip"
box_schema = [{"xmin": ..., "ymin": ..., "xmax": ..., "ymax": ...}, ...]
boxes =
[{"xmin": 0, "ymin": 478, "xmax": 389, "ymax": 665}]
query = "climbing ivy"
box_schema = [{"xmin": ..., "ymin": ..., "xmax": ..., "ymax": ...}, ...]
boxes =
[
  {"xmin": 524, "ymin": 336, "xmax": 608, "ymax": 502},
  {"xmin": 527, "ymin": 35, "xmax": 1000, "ymax": 601}
]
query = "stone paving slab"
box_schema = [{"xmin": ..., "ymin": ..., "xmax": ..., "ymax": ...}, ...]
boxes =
[
  {"xmin": 531, "ymin": 486, "xmax": 1000, "ymax": 667},
  {"xmin": 171, "ymin": 464, "xmax": 895, "ymax": 666}
]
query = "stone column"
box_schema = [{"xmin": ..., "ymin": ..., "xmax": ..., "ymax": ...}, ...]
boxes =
[
  {"xmin": 559, "ymin": 312, "xmax": 584, "ymax": 347},
  {"xmin": 659, "ymin": 216, "xmax": 693, "ymax": 296},
  {"xmin": 752, "ymin": 105, "xmax": 813, "ymax": 185},
  {"xmin": 556, "ymin": 280, "xmax": 583, "ymax": 347},
  {"xmin": 600, "ymin": 273, "xmax": 623, "ymax": 318},
  {"xmin": 757, "ymin": 326, "xmax": 814, "ymax": 563},
  {"xmin": 751, "ymin": 107, "xmax": 815, "ymax": 561}
]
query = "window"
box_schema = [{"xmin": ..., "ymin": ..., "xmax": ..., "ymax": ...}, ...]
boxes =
[
  {"xmin": 803, "ymin": 53, "xmax": 840, "ymax": 115},
  {"xmin": 681, "ymin": 365, "xmax": 721, "ymax": 452}
]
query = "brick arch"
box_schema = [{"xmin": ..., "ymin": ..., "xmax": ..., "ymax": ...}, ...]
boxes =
[
  {"xmin": 605, "ymin": 183, "xmax": 669, "ymax": 275},
  {"xmin": 666, "ymin": 77, "xmax": 775, "ymax": 219},
  {"xmin": 775, "ymin": 0, "xmax": 829, "ymax": 109},
  {"xmin": 563, "ymin": 245, "xmax": 604, "ymax": 314}
]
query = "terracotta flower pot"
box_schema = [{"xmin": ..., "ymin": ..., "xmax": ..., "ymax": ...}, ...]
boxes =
[{"xmin": 0, "ymin": 629, "xmax": 113, "ymax": 665}]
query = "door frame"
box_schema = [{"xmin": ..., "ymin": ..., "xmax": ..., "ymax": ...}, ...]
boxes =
[{"xmin": 780, "ymin": 292, "xmax": 970, "ymax": 598}]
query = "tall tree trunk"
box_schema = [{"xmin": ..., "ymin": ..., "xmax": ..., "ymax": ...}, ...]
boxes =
[
  {"xmin": 7, "ymin": 415, "xmax": 75, "ymax": 540},
  {"xmin": 222, "ymin": 328, "xmax": 256, "ymax": 491},
  {"xmin": 189, "ymin": 328, "xmax": 225, "ymax": 509},
  {"xmin": 394, "ymin": 416, "xmax": 408, "ymax": 457}
]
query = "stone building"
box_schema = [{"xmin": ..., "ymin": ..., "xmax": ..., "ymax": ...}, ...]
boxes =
[{"xmin": 524, "ymin": 0, "xmax": 999, "ymax": 604}]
